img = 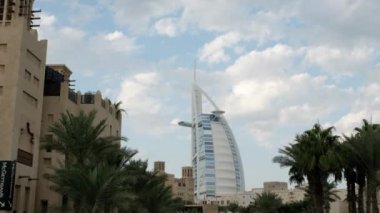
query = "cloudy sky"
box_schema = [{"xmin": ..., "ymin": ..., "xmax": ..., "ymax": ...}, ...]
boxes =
[{"xmin": 35, "ymin": 0, "xmax": 380, "ymax": 189}]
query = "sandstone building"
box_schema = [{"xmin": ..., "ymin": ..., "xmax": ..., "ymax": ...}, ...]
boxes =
[
  {"xmin": 0, "ymin": 1, "xmax": 122, "ymax": 212},
  {"xmin": 35, "ymin": 65, "xmax": 122, "ymax": 211},
  {"xmin": 153, "ymin": 161, "xmax": 194, "ymax": 203},
  {"xmin": 0, "ymin": 0, "xmax": 47, "ymax": 211}
]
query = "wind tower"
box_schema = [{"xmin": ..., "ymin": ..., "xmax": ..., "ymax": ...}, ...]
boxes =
[
  {"xmin": 0, "ymin": 0, "xmax": 47, "ymax": 212},
  {"xmin": 179, "ymin": 66, "xmax": 245, "ymax": 200}
]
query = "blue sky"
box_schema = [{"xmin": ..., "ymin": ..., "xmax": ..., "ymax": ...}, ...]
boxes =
[{"xmin": 34, "ymin": 0, "xmax": 380, "ymax": 190}]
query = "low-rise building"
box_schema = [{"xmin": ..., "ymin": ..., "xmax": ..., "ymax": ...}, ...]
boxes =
[
  {"xmin": 202, "ymin": 181, "xmax": 347, "ymax": 213},
  {"xmin": 35, "ymin": 65, "xmax": 122, "ymax": 211},
  {"xmin": 153, "ymin": 161, "xmax": 194, "ymax": 203}
]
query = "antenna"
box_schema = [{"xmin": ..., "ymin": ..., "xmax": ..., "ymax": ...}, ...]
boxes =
[{"xmin": 193, "ymin": 59, "xmax": 197, "ymax": 83}]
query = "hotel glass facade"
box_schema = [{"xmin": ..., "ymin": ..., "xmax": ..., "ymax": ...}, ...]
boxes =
[{"xmin": 181, "ymin": 82, "xmax": 245, "ymax": 200}]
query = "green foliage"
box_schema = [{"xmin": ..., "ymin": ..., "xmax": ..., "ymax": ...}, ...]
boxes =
[
  {"xmin": 251, "ymin": 192, "xmax": 282, "ymax": 213},
  {"xmin": 278, "ymin": 200, "xmax": 313, "ymax": 213},
  {"xmin": 273, "ymin": 119, "xmax": 380, "ymax": 213},
  {"xmin": 273, "ymin": 123, "xmax": 343, "ymax": 213},
  {"xmin": 41, "ymin": 110, "xmax": 183, "ymax": 213}
]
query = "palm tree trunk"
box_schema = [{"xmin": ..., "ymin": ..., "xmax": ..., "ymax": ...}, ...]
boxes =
[
  {"xmin": 358, "ymin": 185, "xmax": 365, "ymax": 213},
  {"xmin": 366, "ymin": 185, "xmax": 371, "ymax": 213},
  {"xmin": 309, "ymin": 175, "xmax": 324, "ymax": 213},
  {"xmin": 367, "ymin": 171, "xmax": 379, "ymax": 213},
  {"xmin": 347, "ymin": 174, "xmax": 357, "ymax": 213},
  {"xmin": 372, "ymin": 189, "xmax": 379, "ymax": 213},
  {"xmin": 358, "ymin": 173, "xmax": 365, "ymax": 213},
  {"xmin": 104, "ymin": 203, "xmax": 111, "ymax": 213}
]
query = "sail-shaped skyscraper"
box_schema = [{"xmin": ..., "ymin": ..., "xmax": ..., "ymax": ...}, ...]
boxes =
[{"xmin": 179, "ymin": 74, "xmax": 245, "ymax": 199}]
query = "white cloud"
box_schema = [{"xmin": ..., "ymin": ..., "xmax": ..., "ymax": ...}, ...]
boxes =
[
  {"xmin": 278, "ymin": 104, "xmax": 328, "ymax": 124},
  {"xmin": 180, "ymin": 0, "xmax": 253, "ymax": 32},
  {"xmin": 104, "ymin": 31, "xmax": 124, "ymax": 41},
  {"xmin": 94, "ymin": 31, "xmax": 138, "ymax": 53},
  {"xmin": 225, "ymin": 79, "xmax": 287, "ymax": 116},
  {"xmin": 334, "ymin": 110, "xmax": 380, "ymax": 135},
  {"xmin": 63, "ymin": 0, "xmax": 102, "ymax": 26},
  {"xmin": 225, "ymin": 44, "xmax": 297, "ymax": 81},
  {"xmin": 199, "ymin": 32, "xmax": 241, "ymax": 63},
  {"xmin": 154, "ymin": 18, "xmax": 180, "ymax": 37},
  {"xmin": 116, "ymin": 72, "xmax": 188, "ymax": 136},
  {"xmin": 249, "ymin": 127, "xmax": 273, "ymax": 149},
  {"xmin": 305, "ymin": 46, "xmax": 374, "ymax": 74},
  {"xmin": 118, "ymin": 72, "xmax": 162, "ymax": 115},
  {"xmin": 106, "ymin": 0, "xmax": 181, "ymax": 33},
  {"xmin": 59, "ymin": 27, "xmax": 86, "ymax": 41},
  {"xmin": 40, "ymin": 13, "xmax": 56, "ymax": 27}
]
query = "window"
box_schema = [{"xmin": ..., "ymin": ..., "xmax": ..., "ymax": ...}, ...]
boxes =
[
  {"xmin": 13, "ymin": 185, "xmax": 21, "ymax": 212},
  {"xmin": 43, "ymin": 158, "xmax": 52, "ymax": 165},
  {"xmin": 24, "ymin": 187, "xmax": 30, "ymax": 211},
  {"xmin": 40, "ymin": 200, "xmax": 48, "ymax": 213},
  {"xmin": 0, "ymin": 86, "xmax": 3, "ymax": 96},
  {"xmin": 0, "ymin": 44, "xmax": 7, "ymax": 52},
  {"xmin": 24, "ymin": 70, "xmax": 31, "ymax": 81},
  {"xmin": 45, "ymin": 135, "xmax": 53, "ymax": 152},
  {"xmin": 33, "ymin": 76, "xmax": 40, "ymax": 87},
  {"xmin": 47, "ymin": 114, "xmax": 54, "ymax": 122}
]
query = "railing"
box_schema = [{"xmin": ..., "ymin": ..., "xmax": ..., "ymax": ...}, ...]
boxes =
[{"xmin": 68, "ymin": 90, "xmax": 77, "ymax": 103}]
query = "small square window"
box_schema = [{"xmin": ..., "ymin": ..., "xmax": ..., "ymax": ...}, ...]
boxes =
[
  {"xmin": 43, "ymin": 158, "xmax": 52, "ymax": 165},
  {"xmin": 45, "ymin": 135, "xmax": 53, "ymax": 152},
  {"xmin": 0, "ymin": 44, "xmax": 7, "ymax": 52},
  {"xmin": 47, "ymin": 114, "xmax": 54, "ymax": 122}
]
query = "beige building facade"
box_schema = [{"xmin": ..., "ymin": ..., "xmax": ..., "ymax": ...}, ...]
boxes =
[
  {"xmin": 35, "ymin": 65, "xmax": 122, "ymax": 211},
  {"xmin": 153, "ymin": 161, "xmax": 194, "ymax": 203},
  {"xmin": 0, "ymin": 0, "xmax": 47, "ymax": 212},
  {"xmin": 0, "ymin": 1, "xmax": 122, "ymax": 212}
]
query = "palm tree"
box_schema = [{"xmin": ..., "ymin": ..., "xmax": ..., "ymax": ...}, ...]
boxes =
[
  {"xmin": 114, "ymin": 101, "xmax": 126, "ymax": 120},
  {"xmin": 47, "ymin": 159, "xmax": 136, "ymax": 212},
  {"xmin": 351, "ymin": 119, "xmax": 380, "ymax": 213},
  {"xmin": 251, "ymin": 191, "xmax": 282, "ymax": 213},
  {"xmin": 341, "ymin": 135, "xmax": 359, "ymax": 213},
  {"xmin": 127, "ymin": 170, "xmax": 183, "ymax": 213},
  {"xmin": 273, "ymin": 123, "xmax": 343, "ymax": 213},
  {"xmin": 278, "ymin": 200, "xmax": 313, "ymax": 213},
  {"xmin": 41, "ymin": 110, "xmax": 126, "ymax": 168},
  {"xmin": 40, "ymin": 110, "xmax": 132, "ymax": 212}
]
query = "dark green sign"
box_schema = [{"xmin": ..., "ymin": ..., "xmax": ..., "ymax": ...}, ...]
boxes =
[{"xmin": 0, "ymin": 161, "xmax": 16, "ymax": 210}]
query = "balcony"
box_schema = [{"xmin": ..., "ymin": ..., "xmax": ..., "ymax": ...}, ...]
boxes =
[{"xmin": 81, "ymin": 93, "xmax": 95, "ymax": 104}]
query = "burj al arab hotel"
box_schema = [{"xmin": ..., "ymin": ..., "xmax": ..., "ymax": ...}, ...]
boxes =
[{"xmin": 179, "ymin": 73, "xmax": 245, "ymax": 199}]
